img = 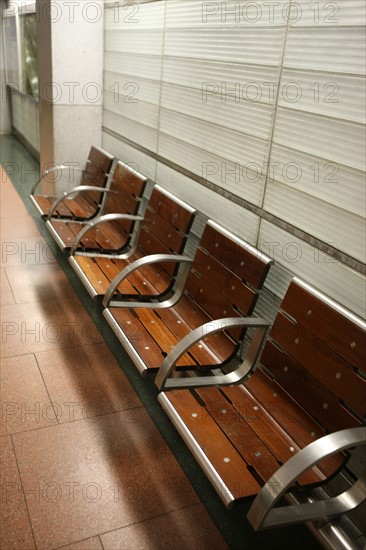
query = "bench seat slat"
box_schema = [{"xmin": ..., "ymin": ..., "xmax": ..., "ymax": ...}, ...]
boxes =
[
  {"xmin": 194, "ymin": 387, "xmax": 281, "ymax": 483},
  {"xmin": 94, "ymin": 258, "xmax": 136, "ymax": 295},
  {"xmin": 134, "ymin": 309, "xmax": 196, "ymax": 368},
  {"xmin": 244, "ymin": 369, "xmax": 346, "ymax": 476},
  {"xmin": 157, "ymin": 306, "xmax": 234, "ymax": 366},
  {"xmin": 110, "ymin": 308, "xmax": 193, "ymax": 369},
  {"xmin": 75, "ymin": 257, "xmax": 111, "ymax": 293},
  {"xmin": 49, "ymin": 220, "xmax": 81, "ymax": 246},
  {"xmin": 165, "ymin": 390, "xmax": 261, "ymax": 499},
  {"xmin": 221, "ymin": 386, "xmax": 325, "ymax": 486},
  {"xmin": 61, "ymin": 195, "xmax": 98, "ymax": 219}
]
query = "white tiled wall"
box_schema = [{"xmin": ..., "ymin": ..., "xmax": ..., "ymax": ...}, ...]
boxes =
[{"xmin": 102, "ymin": 0, "xmax": 366, "ymax": 317}]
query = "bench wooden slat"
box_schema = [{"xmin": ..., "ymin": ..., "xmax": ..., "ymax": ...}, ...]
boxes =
[
  {"xmin": 261, "ymin": 341, "xmax": 362, "ymax": 433},
  {"xmin": 49, "ymin": 220, "xmax": 80, "ymax": 245},
  {"xmin": 200, "ymin": 224, "xmax": 270, "ymax": 288},
  {"xmin": 185, "ymin": 271, "xmax": 243, "ymax": 343},
  {"xmin": 192, "ymin": 248, "xmax": 257, "ymax": 316},
  {"xmin": 83, "ymin": 223, "xmax": 130, "ymax": 251},
  {"xmin": 32, "ymin": 146, "xmax": 113, "ymax": 219},
  {"xmin": 63, "ymin": 195, "xmax": 99, "ymax": 219},
  {"xmin": 143, "ymin": 209, "xmax": 188, "ymax": 253},
  {"xmin": 148, "ymin": 190, "xmax": 195, "ymax": 231},
  {"xmin": 86, "ymin": 145, "xmax": 114, "ymax": 175},
  {"xmin": 195, "ymin": 387, "xmax": 281, "ymax": 483},
  {"xmin": 244, "ymin": 369, "xmax": 346, "ymax": 476},
  {"xmin": 111, "ymin": 308, "xmax": 185, "ymax": 369},
  {"xmin": 272, "ymin": 313, "xmax": 366, "ymax": 417},
  {"xmin": 221, "ymin": 385, "xmax": 326, "ymax": 486},
  {"xmin": 93, "ymin": 258, "xmax": 136, "ymax": 295},
  {"xmin": 158, "ymin": 306, "xmax": 235, "ymax": 366},
  {"xmin": 281, "ymin": 280, "xmax": 366, "ymax": 373},
  {"xmin": 134, "ymin": 309, "xmax": 196, "ymax": 367},
  {"xmin": 166, "ymin": 390, "xmax": 261, "ymax": 499},
  {"xmin": 75, "ymin": 257, "xmax": 112, "ymax": 293}
]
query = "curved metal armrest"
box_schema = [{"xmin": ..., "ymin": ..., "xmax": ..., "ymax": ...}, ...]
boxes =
[
  {"xmin": 155, "ymin": 317, "xmax": 270, "ymax": 391},
  {"xmin": 31, "ymin": 166, "xmax": 84, "ymax": 195},
  {"xmin": 46, "ymin": 186, "xmax": 117, "ymax": 220},
  {"xmin": 247, "ymin": 426, "xmax": 366, "ymax": 530},
  {"xmin": 102, "ymin": 254, "xmax": 193, "ymax": 308},
  {"xmin": 70, "ymin": 214, "xmax": 144, "ymax": 254}
]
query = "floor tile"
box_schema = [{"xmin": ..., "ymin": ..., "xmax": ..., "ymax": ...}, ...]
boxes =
[
  {"xmin": 0, "ymin": 187, "xmax": 29, "ymax": 218},
  {"xmin": 1, "ymin": 297, "xmax": 103, "ymax": 358},
  {"xmin": 1, "ymin": 236, "xmax": 57, "ymax": 268},
  {"xmin": 100, "ymin": 503, "xmax": 229, "ymax": 550},
  {"xmin": 5, "ymin": 263, "xmax": 76, "ymax": 304},
  {"xmin": 36, "ymin": 343, "xmax": 141, "ymax": 424},
  {"xmin": 1, "ymin": 354, "xmax": 56, "ymax": 436},
  {"xmin": 12, "ymin": 410, "xmax": 199, "ymax": 550},
  {"xmin": 0, "ymin": 435, "xmax": 36, "ymax": 550},
  {"xmin": 1, "ymin": 268, "xmax": 15, "ymax": 305},
  {"xmin": 1, "ymin": 215, "xmax": 43, "ymax": 240},
  {"xmin": 55, "ymin": 537, "xmax": 103, "ymax": 550}
]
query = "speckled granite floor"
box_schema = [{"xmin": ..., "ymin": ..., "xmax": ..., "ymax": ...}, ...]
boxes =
[{"xmin": 0, "ymin": 135, "xmax": 321, "ymax": 550}]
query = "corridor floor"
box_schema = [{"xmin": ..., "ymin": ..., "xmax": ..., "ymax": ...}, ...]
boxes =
[{"xmin": 0, "ymin": 136, "xmax": 321, "ymax": 550}]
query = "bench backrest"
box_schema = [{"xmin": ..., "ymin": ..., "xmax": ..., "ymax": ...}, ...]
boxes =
[
  {"xmin": 81, "ymin": 146, "xmax": 114, "ymax": 189},
  {"xmin": 184, "ymin": 220, "xmax": 272, "ymax": 361},
  {"xmin": 261, "ymin": 278, "xmax": 366, "ymax": 433},
  {"xmin": 137, "ymin": 186, "xmax": 196, "ymax": 276}
]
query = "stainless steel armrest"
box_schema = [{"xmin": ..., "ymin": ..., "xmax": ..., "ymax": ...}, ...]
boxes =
[
  {"xmin": 46, "ymin": 186, "xmax": 117, "ymax": 220},
  {"xmin": 102, "ymin": 254, "xmax": 193, "ymax": 308},
  {"xmin": 247, "ymin": 427, "xmax": 366, "ymax": 530},
  {"xmin": 30, "ymin": 166, "xmax": 84, "ymax": 195},
  {"xmin": 70, "ymin": 214, "xmax": 144, "ymax": 254},
  {"xmin": 155, "ymin": 317, "xmax": 270, "ymax": 390}
]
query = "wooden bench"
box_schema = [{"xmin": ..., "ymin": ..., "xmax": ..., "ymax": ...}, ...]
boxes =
[
  {"xmin": 69, "ymin": 186, "xmax": 196, "ymax": 301},
  {"xmin": 155, "ymin": 277, "xmax": 366, "ymax": 537},
  {"xmin": 102, "ymin": 220, "xmax": 273, "ymax": 376},
  {"xmin": 30, "ymin": 146, "xmax": 114, "ymax": 219},
  {"xmin": 45, "ymin": 161, "xmax": 147, "ymax": 251}
]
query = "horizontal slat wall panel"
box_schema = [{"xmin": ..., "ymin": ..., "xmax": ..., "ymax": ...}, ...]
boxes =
[
  {"xmin": 103, "ymin": 0, "xmax": 365, "ymax": 320},
  {"xmin": 104, "ymin": 52, "xmax": 162, "ymax": 81},
  {"xmin": 161, "ymin": 84, "xmax": 273, "ymax": 140},
  {"xmin": 103, "ymin": 1, "xmax": 165, "ymax": 155},
  {"xmin": 164, "ymin": 27, "xmax": 285, "ymax": 65},
  {"xmin": 157, "ymin": 0, "xmax": 287, "ymax": 208},
  {"xmin": 102, "ymin": 132, "xmax": 156, "ymax": 181},
  {"xmin": 156, "ymin": 163, "xmax": 260, "ymax": 244},
  {"xmin": 258, "ymin": 221, "xmax": 366, "ymax": 318},
  {"xmin": 269, "ymin": 145, "xmax": 365, "ymax": 217},
  {"xmin": 103, "ymin": 110, "xmax": 158, "ymax": 152},
  {"xmin": 265, "ymin": 0, "xmax": 366, "ymax": 266},
  {"xmin": 165, "ymin": 0, "xmax": 289, "ymax": 27},
  {"xmin": 283, "ymin": 27, "xmax": 366, "ymax": 74},
  {"xmin": 288, "ymin": 1, "xmax": 366, "ymax": 27},
  {"xmin": 157, "ymin": 133, "xmax": 266, "ymax": 206},
  {"xmin": 278, "ymin": 70, "xmax": 366, "ymax": 123},
  {"xmin": 161, "ymin": 58, "xmax": 279, "ymax": 106},
  {"xmin": 264, "ymin": 182, "xmax": 365, "ymax": 263},
  {"xmin": 272, "ymin": 108, "xmax": 365, "ymax": 170}
]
